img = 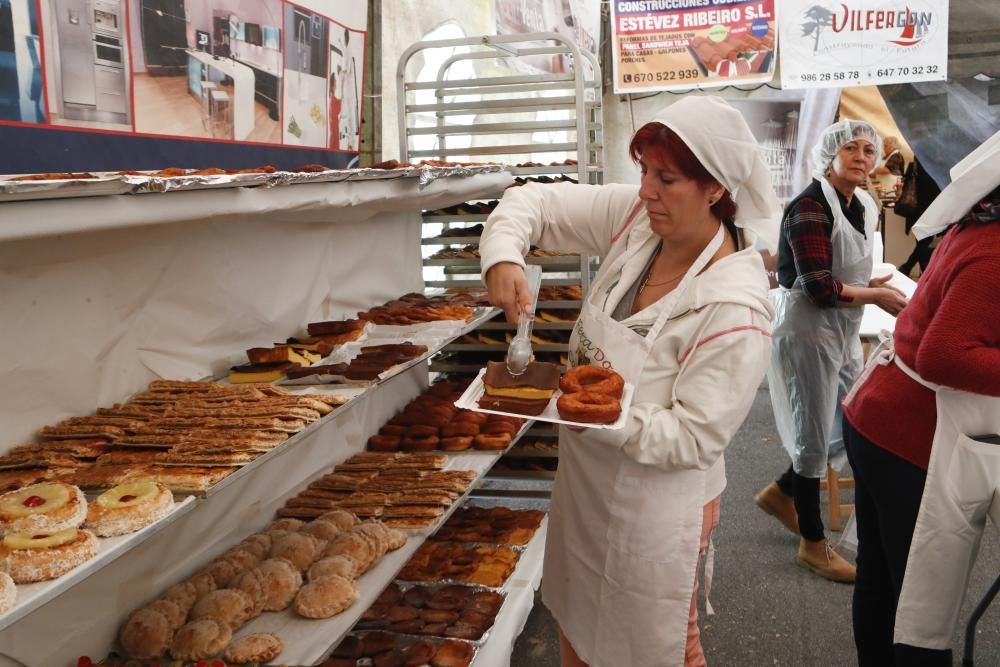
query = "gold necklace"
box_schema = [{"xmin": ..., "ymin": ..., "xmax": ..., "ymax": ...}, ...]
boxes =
[{"xmin": 639, "ymin": 266, "xmax": 688, "ymax": 292}]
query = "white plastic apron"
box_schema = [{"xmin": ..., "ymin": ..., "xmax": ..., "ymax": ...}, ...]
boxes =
[
  {"xmin": 851, "ymin": 343, "xmax": 1000, "ymax": 649},
  {"xmin": 541, "ymin": 211, "xmax": 724, "ymax": 667},
  {"xmin": 767, "ymin": 179, "xmax": 877, "ymax": 477}
]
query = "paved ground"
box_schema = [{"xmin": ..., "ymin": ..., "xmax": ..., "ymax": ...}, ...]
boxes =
[{"xmin": 510, "ymin": 387, "xmax": 1000, "ymax": 666}]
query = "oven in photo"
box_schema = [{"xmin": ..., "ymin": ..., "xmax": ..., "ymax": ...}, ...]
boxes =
[
  {"xmin": 91, "ymin": 0, "xmax": 121, "ymax": 36},
  {"xmin": 93, "ymin": 34, "xmax": 123, "ymax": 67}
]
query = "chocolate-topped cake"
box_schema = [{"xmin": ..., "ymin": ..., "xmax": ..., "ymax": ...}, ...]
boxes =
[{"xmin": 477, "ymin": 361, "xmax": 560, "ymax": 416}]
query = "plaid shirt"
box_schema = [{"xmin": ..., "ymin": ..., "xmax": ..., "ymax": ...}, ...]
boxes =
[{"xmin": 776, "ymin": 180, "xmax": 867, "ymax": 308}]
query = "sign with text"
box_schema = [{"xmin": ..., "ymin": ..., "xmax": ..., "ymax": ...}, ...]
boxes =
[
  {"xmin": 778, "ymin": 0, "xmax": 948, "ymax": 89},
  {"xmin": 494, "ymin": 0, "xmax": 601, "ymax": 74},
  {"xmin": 610, "ymin": 0, "xmax": 777, "ymax": 93}
]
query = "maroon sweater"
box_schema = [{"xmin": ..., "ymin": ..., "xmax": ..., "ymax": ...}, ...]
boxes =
[{"xmin": 844, "ymin": 222, "xmax": 1000, "ymax": 469}]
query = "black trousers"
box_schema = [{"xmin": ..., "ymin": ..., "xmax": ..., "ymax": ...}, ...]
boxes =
[
  {"xmin": 843, "ymin": 416, "xmax": 953, "ymax": 667},
  {"xmin": 776, "ymin": 465, "xmax": 824, "ymax": 541},
  {"xmin": 900, "ymin": 236, "xmax": 934, "ymax": 276}
]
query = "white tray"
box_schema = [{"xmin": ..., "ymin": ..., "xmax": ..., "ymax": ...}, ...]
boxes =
[{"xmin": 454, "ymin": 368, "xmax": 633, "ymax": 430}]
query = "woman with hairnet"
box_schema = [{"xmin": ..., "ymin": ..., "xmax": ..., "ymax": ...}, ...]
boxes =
[
  {"xmin": 482, "ymin": 96, "xmax": 779, "ymax": 666},
  {"xmin": 756, "ymin": 120, "xmax": 907, "ymax": 582}
]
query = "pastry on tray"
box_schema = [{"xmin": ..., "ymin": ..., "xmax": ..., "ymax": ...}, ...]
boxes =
[
  {"xmin": 255, "ymin": 557, "xmax": 303, "ymax": 611},
  {"xmin": 477, "ymin": 361, "xmax": 561, "ymax": 416},
  {"xmin": 224, "ymin": 632, "xmax": 284, "ymax": 665},
  {"xmin": 3, "ymin": 527, "xmax": 99, "ymax": 583},
  {"xmin": 294, "ymin": 573, "xmax": 359, "ymax": 618},
  {"xmin": 85, "ymin": 479, "xmax": 173, "ymax": 536},
  {"xmin": 118, "ymin": 606, "xmax": 172, "ymax": 659},
  {"xmin": 0, "ymin": 481, "xmax": 87, "ymax": 535},
  {"xmin": 169, "ymin": 617, "xmax": 232, "ymax": 661},
  {"xmin": 188, "ymin": 588, "xmax": 255, "ymax": 629}
]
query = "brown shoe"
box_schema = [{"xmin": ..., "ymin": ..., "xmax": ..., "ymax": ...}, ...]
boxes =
[
  {"xmin": 796, "ymin": 538, "xmax": 856, "ymax": 583},
  {"xmin": 755, "ymin": 482, "xmax": 800, "ymax": 536}
]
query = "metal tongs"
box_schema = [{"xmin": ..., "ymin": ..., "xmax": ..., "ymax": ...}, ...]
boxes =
[{"xmin": 505, "ymin": 264, "xmax": 543, "ymax": 377}]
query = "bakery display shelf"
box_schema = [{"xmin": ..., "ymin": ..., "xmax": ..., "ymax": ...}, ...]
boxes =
[
  {"xmin": 507, "ymin": 165, "xmax": 602, "ymax": 176},
  {"xmin": 535, "ymin": 299, "xmax": 582, "ymax": 309},
  {"xmin": 427, "ymin": 278, "xmax": 581, "ymax": 289},
  {"xmin": 420, "ymin": 214, "xmax": 490, "ymax": 224},
  {"xmin": 221, "ymin": 443, "xmax": 518, "ymax": 665},
  {"xmin": 525, "ymin": 426, "xmax": 560, "ymax": 438},
  {"xmin": 422, "ymin": 236, "xmax": 484, "ymax": 245},
  {"xmin": 437, "ymin": 418, "xmax": 535, "ymax": 459},
  {"xmin": 505, "ymin": 442, "xmax": 560, "ymax": 459},
  {"xmin": 0, "ymin": 494, "xmax": 197, "ymax": 633}
]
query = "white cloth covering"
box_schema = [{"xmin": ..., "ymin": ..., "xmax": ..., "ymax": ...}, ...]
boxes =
[
  {"xmin": 649, "ymin": 96, "xmax": 783, "ymax": 254},
  {"xmin": 912, "ymin": 128, "xmax": 1000, "ymax": 240}
]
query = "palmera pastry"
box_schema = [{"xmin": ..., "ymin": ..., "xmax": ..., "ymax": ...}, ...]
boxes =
[
  {"xmin": 294, "ymin": 573, "xmax": 359, "ymax": 618},
  {"xmin": 119, "ymin": 607, "xmax": 171, "ymax": 659},
  {"xmin": 3, "ymin": 528, "xmax": 98, "ymax": 583},
  {"xmin": 224, "ymin": 632, "xmax": 284, "ymax": 665},
  {"xmin": 0, "ymin": 572, "xmax": 15, "ymax": 614},
  {"xmin": 189, "ymin": 588, "xmax": 255, "ymax": 629},
  {"xmin": 255, "ymin": 557, "xmax": 303, "ymax": 611},
  {"xmin": 0, "ymin": 481, "xmax": 86, "ymax": 535},
  {"xmin": 85, "ymin": 479, "xmax": 173, "ymax": 537},
  {"xmin": 170, "ymin": 617, "xmax": 232, "ymax": 662}
]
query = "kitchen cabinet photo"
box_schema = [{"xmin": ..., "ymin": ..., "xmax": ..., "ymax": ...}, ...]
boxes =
[
  {"xmin": 0, "ymin": 0, "xmax": 46, "ymax": 124},
  {"xmin": 129, "ymin": 0, "xmax": 282, "ymax": 143},
  {"xmin": 282, "ymin": 2, "xmax": 328, "ymax": 148}
]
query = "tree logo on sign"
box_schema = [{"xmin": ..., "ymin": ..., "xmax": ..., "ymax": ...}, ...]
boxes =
[{"xmin": 801, "ymin": 5, "xmax": 834, "ymax": 53}]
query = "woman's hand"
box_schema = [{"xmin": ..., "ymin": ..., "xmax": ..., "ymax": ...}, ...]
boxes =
[
  {"xmin": 868, "ymin": 274, "xmax": 893, "ymax": 288},
  {"xmin": 873, "ymin": 285, "xmax": 908, "ymax": 316},
  {"xmin": 485, "ymin": 262, "xmax": 531, "ymax": 323}
]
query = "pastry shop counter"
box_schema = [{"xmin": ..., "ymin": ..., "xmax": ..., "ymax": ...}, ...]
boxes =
[
  {"xmin": 0, "ymin": 170, "xmax": 513, "ymax": 243},
  {"xmin": 0, "ymin": 495, "xmax": 196, "ymax": 633}
]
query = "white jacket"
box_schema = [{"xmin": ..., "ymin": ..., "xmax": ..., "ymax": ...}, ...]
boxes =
[{"xmin": 481, "ymin": 182, "xmax": 773, "ymax": 500}]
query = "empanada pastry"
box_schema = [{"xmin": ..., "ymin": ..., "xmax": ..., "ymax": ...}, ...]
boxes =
[
  {"xmin": 189, "ymin": 588, "xmax": 255, "ymax": 629},
  {"xmin": 234, "ymin": 533, "xmax": 271, "ymax": 560},
  {"xmin": 270, "ymin": 518, "xmax": 304, "ymax": 532},
  {"xmin": 294, "ymin": 574, "xmax": 359, "ymax": 619},
  {"xmin": 222, "ymin": 548, "xmax": 261, "ymax": 573},
  {"xmin": 170, "ymin": 617, "xmax": 232, "ymax": 661},
  {"xmin": 0, "ymin": 481, "xmax": 86, "ymax": 535},
  {"xmin": 323, "ymin": 531, "xmax": 374, "ymax": 572},
  {"xmin": 119, "ymin": 607, "xmax": 171, "ymax": 659},
  {"xmin": 187, "ymin": 570, "xmax": 218, "ymax": 597},
  {"xmin": 308, "ymin": 555, "xmax": 357, "ymax": 582},
  {"xmin": 160, "ymin": 580, "xmax": 198, "ymax": 614},
  {"xmin": 270, "ymin": 532, "xmax": 324, "ymax": 571},
  {"xmin": 232, "ymin": 567, "xmax": 268, "ymax": 617},
  {"xmin": 224, "ymin": 632, "xmax": 283, "ymax": 664},
  {"xmin": 301, "ymin": 519, "xmax": 342, "ymax": 542},
  {"xmin": 255, "ymin": 557, "xmax": 302, "ymax": 611},
  {"xmin": 199, "ymin": 558, "xmax": 240, "ymax": 588},
  {"xmin": 317, "ymin": 509, "xmax": 360, "ymax": 531}
]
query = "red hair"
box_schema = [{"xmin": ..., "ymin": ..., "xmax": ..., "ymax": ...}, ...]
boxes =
[{"xmin": 629, "ymin": 121, "xmax": 738, "ymax": 223}]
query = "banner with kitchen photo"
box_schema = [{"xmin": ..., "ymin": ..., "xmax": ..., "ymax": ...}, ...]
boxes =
[
  {"xmin": 778, "ymin": 0, "xmax": 948, "ymax": 90},
  {"xmin": 610, "ymin": 0, "xmax": 776, "ymax": 94},
  {"xmin": 0, "ymin": 0, "xmax": 368, "ymax": 175},
  {"xmin": 493, "ymin": 0, "xmax": 600, "ymax": 75}
]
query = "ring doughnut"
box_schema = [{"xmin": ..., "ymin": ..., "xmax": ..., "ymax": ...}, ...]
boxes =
[
  {"xmin": 439, "ymin": 436, "xmax": 473, "ymax": 451},
  {"xmin": 379, "ymin": 424, "xmax": 407, "ymax": 436},
  {"xmin": 480, "ymin": 420, "xmax": 518, "ymax": 436},
  {"xmin": 440, "ymin": 422, "xmax": 479, "ymax": 437},
  {"xmin": 559, "ymin": 365, "xmax": 625, "ymax": 399},
  {"xmin": 400, "ymin": 435, "xmax": 440, "ymax": 452},
  {"xmin": 454, "ymin": 410, "xmax": 489, "ymax": 425},
  {"xmin": 473, "ymin": 433, "xmax": 512, "ymax": 450},
  {"xmin": 407, "ymin": 424, "xmax": 440, "ymax": 437},
  {"xmin": 367, "ymin": 434, "xmax": 400, "ymax": 452},
  {"xmin": 556, "ymin": 391, "xmax": 621, "ymax": 424}
]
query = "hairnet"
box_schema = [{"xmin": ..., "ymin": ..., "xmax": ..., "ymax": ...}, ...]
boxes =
[
  {"xmin": 810, "ymin": 120, "xmax": 883, "ymax": 180},
  {"xmin": 650, "ymin": 96, "xmax": 782, "ymax": 254}
]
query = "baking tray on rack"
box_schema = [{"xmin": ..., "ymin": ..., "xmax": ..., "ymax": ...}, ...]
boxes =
[{"xmin": 0, "ymin": 174, "xmax": 137, "ymax": 202}]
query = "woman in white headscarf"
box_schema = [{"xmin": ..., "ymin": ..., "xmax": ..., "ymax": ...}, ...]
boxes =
[
  {"xmin": 756, "ymin": 120, "xmax": 907, "ymax": 582},
  {"xmin": 481, "ymin": 96, "xmax": 780, "ymax": 667}
]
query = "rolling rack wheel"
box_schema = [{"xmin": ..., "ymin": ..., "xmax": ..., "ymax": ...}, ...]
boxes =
[{"xmin": 963, "ymin": 572, "xmax": 1000, "ymax": 666}]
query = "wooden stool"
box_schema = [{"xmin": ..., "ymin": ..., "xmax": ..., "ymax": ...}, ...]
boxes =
[{"xmin": 821, "ymin": 464, "xmax": 855, "ymax": 531}]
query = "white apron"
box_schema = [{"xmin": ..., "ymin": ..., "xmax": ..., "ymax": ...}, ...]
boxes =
[
  {"xmin": 767, "ymin": 180, "xmax": 877, "ymax": 478},
  {"xmin": 852, "ymin": 346, "xmax": 1000, "ymax": 649},
  {"xmin": 541, "ymin": 213, "xmax": 725, "ymax": 667}
]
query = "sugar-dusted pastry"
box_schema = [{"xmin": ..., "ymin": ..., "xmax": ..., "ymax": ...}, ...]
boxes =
[
  {"xmin": 138, "ymin": 599, "xmax": 186, "ymax": 633},
  {"xmin": 160, "ymin": 581, "xmax": 198, "ymax": 615},
  {"xmin": 234, "ymin": 533, "xmax": 271, "ymax": 560},
  {"xmin": 300, "ymin": 519, "xmax": 342, "ymax": 543},
  {"xmin": 3, "ymin": 528, "xmax": 98, "ymax": 583},
  {"xmin": 270, "ymin": 532, "xmax": 324, "ymax": 571},
  {"xmin": 255, "ymin": 557, "xmax": 302, "ymax": 611},
  {"xmin": 170, "ymin": 617, "xmax": 232, "ymax": 661},
  {"xmin": 307, "ymin": 555, "xmax": 357, "ymax": 582},
  {"xmin": 294, "ymin": 574, "xmax": 359, "ymax": 619},
  {"xmin": 85, "ymin": 479, "xmax": 173, "ymax": 537},
  {"xmin": 189, "ymin": 588, "xmax": 255, "ymax": 630},
  {"xmin": 0, "ymin": 572, "xmax": 15, "ymax": 614},
  {"xmin": 223, "ymin": 632, "xmax": 283, "ymax": 665},
  {"xmin": 0, "ymin": 482, "xmax": 87, "ymax": 535},
  {"xmin": 317, "ymin": 509, "xmax": 359, "ymax": 532},
  {"xmin": 119, "ymin": 607, "xmax": 171, "ymax": 659},
  {"xmin": 270, "ymin": 518, "xmax": 304, "ymax": 532},
  {"xmin": 232, "ymin": 567, "xmax": 268, "ymax": 617},
  {"xmin": 199, "ymin": 558, "xmax": 240, "ymax": 588}
]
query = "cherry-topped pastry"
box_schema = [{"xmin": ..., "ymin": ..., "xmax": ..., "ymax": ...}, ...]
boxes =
[
  {"xmin": 85, "ymin": 479, "xmax": 173, "ymax": 537},
  {"xmin": 0, "ymin": 481, "xmax": 87, "ymax": 535}
]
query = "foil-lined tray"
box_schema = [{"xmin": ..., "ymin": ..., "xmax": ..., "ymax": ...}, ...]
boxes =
[
  {"xmin": 330, "ymin": 630, "xmax": 480, "ymax": 667},
  {"xmin": 0, "ymin": 164, "xmax": 509, "ymax": 203}
]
